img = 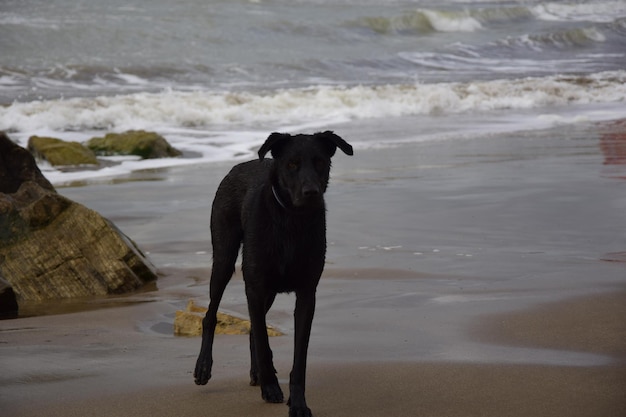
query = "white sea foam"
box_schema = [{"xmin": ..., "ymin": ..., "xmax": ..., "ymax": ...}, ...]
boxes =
[
  {"xmin": 3, "ymin": 71, "xmax": 625, "ymax": 186},
  {"xmin": 421, "ymin": 9, "xmax": 483, "ymax": 32},
  {"xmin": 2, "ymin": 71, "xmax": 625, "ymax": 134},
  {"xmin": 532, "ymin": 1, "xmax": 626, "ymax": 22}
]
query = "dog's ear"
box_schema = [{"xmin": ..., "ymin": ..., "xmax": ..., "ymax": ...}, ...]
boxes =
[
  {"xmin": 258, "ymin": 132, "xmax": 291, "ymax": 160},
  {"xmin": 315, "ymin": 131, "xmax": 353, "ymax": 157}
]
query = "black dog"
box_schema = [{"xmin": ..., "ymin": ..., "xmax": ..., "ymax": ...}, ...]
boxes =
[{"xmin": 194, "ymin": 131, "xmax": 353, "ymax": 417}]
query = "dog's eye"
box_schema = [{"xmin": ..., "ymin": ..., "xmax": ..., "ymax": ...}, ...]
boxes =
[{"xmin": 288, "ymin": 161, "xmax": 299, "ymax": 171}]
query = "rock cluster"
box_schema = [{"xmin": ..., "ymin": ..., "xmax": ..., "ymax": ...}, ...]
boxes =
[
  {"xmin": 0, "ymin": 132, "xmax": 158, "ymax": 316},
  {"xmin": 26, "ymin": 130, "xmax": 181, "ymax": 167}
]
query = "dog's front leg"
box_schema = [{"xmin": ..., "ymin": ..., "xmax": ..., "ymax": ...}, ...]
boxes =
[
  {"xmin": 288, "ymin": 290, "xmax": 316, "ymax": 417},
  {"xmin": 194, "ymin": 307, "xmax": 216, "ymax": 385},
  {"xmin": 246, "ymin": 286, "xmax": 284, "ymax": 403},
  {"xmin": 194, "ymin": 266, "xmax": 232, "ymax": 385}
]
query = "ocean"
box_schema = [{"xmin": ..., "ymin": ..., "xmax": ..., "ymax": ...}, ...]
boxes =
[{"xmin": 1, "ymin": 0, "xmax": 626, "ymax": 185}]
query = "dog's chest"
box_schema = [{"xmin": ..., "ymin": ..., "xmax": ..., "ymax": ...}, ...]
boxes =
[{"xmin": 244, "ymin": 215, "xmax": 326, "ymax": 291}]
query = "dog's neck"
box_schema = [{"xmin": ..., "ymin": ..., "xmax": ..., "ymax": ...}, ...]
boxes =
[{"xmin": 271, "ymin": 185, "xmax": 289, "ymax": 210}]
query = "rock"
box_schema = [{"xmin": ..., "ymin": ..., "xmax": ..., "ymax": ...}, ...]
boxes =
[
  {"xmin": 174, "ymin": 300, "xmax": 283, "ymax": 337},
  {"xmin": 0, "ymin": 132, "xmax": 55, "ymax": 194},
  {"xmin": 0, "ymin": 183, "xmax": 158, "ymax": 301},
  {"xmin": 86, "ymin": 130, "xmax": 182, "ymax": 159},
  {"xmin": 27, "ymin": 136, "xmax": 99, "ymax": 166},
  {"xmin": 0, "ymin": 133, "xmax": 157, "ymax": 304}
]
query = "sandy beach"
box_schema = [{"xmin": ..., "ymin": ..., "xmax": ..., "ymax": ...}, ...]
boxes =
[{"xmin": 2, "ymin": 118, "xmax": 625, "ymax": 417}]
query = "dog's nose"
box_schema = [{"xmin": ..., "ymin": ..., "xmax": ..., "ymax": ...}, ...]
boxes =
[{"xmin": 302, "ymin": 185, "xmax": 320, "ymax": 197}]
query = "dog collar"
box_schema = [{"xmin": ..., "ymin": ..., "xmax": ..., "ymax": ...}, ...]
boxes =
[{"xmin": 272, "ymin": 185, "xmax": 289, "ymax": 210}]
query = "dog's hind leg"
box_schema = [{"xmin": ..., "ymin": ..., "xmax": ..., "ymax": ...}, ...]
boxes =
[
  {"xmin": 193, "ymin": 230, "xmax": 241, "ymax": 386},
  {"xmin": 246, "ymin": 287, "xmax": 284, "ymax": 403},
  {"xmin": 249, "ymin": 293, "xmax": 277, "ymax": 386}
]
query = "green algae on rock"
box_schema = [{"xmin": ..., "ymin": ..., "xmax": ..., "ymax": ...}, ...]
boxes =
[
  {"xmin": 86, "ymin": 130, "xmax": 182, "ymax": 159},
  {"xmin": 27, "ymin": 136, "xmax": 98, "ymax": 167}
]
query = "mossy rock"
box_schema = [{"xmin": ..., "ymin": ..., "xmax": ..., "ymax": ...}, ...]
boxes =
[
  {"xmin": 86, "ymin": 130, "xmax": 182, "ymax": 159},
  {"xmin": 27, "ymin": 136, "xmax": 98, "ymax": 167}
]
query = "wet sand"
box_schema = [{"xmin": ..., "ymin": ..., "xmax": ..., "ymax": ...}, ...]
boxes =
[
  {"xmin": 474, "ymin": 290, "xmax": 626, "ymax": 359},
  {"xmin": 2, "ymin": 119, "xmax": 626, "ymax": 416},
  {"xmin": 2, "ymin": 288, "xmax": 625, "ymax": 417}
]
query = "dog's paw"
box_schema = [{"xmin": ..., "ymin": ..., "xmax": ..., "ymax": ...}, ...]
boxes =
[
  {"xmin": 261, "ymin": 383, "xmax": 284, "ymax": 403},
  {"xmin": 193, "ymin": 357, "xmax": 213, "ymax": 385},
  {"xmin": 289, "ymin": 406, "xmax": 313, "ymax": 417}
]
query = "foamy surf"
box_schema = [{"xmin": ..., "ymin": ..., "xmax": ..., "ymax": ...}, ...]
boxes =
[
  {"xmin": 5, "ymin": 72, "xmax": 625, "ymax": 187},
  {"xmin": 3, "ymin": 71, "xmax": 625, "ymax": 134},
  {"xmin": 531, "ymin": 1, "xmax": 626, "ymax": 22}
]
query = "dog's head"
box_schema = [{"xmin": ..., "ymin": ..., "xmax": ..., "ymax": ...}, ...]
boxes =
[{"xmin": 258, "ymin": 131, "xmax": 353, "ymax": 209}]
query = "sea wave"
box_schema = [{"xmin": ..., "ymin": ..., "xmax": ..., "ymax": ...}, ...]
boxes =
[
  {"xmin": 0, "ymin": 64, "xmax": 202, "ymax": 103},
  {"xmin": 2, "ymin": 71, "xmax": 625, "ymax": 134},
  {"xmin": 398, "ymin": 49, "xmax": 611, "ymax": 75},
  {"xmin": 349, "ymin": 8, "xmax": 482, "ymax": 35},
  {"xmin": 350, "ymin": 1, "xmax": 626, "ymax": 36},
  {"xmin": 402, "ymin": 22, "xmax": 623, "ymax": 77},
  {"xmin": 500, "ymin": 27, "xmax": 607, "ymax": 51}
]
